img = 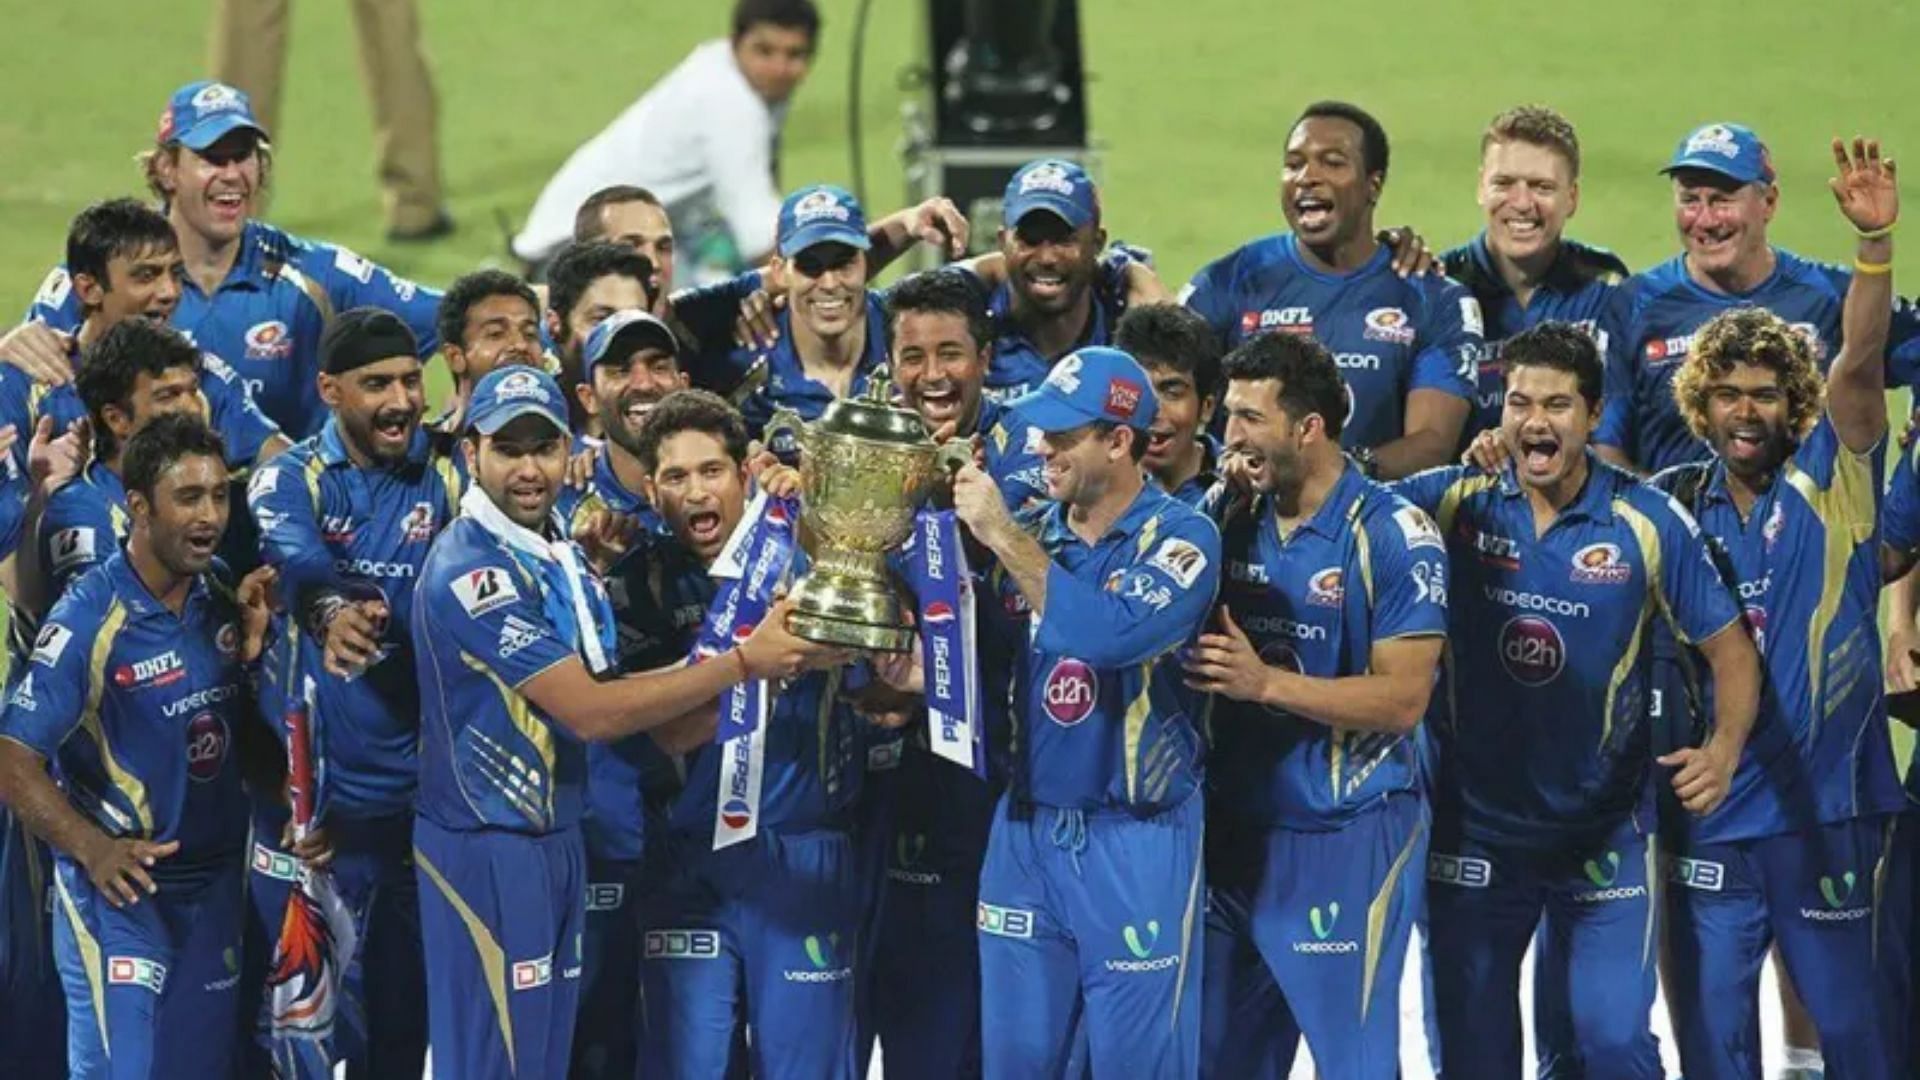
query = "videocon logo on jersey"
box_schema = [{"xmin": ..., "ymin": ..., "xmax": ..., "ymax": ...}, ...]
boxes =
[
  {"xmin": 1105, "ymin": 919, "xmax": 1180, "ymax": 974},
  {"xmin": 1293, "ymin": 901, "xmax": 1358, "ymax": 955},
  {"xmin": 1802, "ymin": 871, "xmax": 1870, "ymax": 922},
  {"xmin": 784, "ymin": 932, "xmax": 854, "ymax": 983},
  {"xmin": 887, "ymin": 832, "xmax": 941, "ymax": 887},
  {"xmin": 1572, "ymin": 850, "xmax": 1647, "ymax": 903}
]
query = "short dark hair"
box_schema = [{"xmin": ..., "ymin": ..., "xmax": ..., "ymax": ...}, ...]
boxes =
[
  {"xmin": 76, "ymin": 319, "xmax": 204, "ymax": 458},
  {"xmin": 437, "ymin": 269, "xmax": 540, "ymax": 352},
  {"xmin": 732, "ymin": 0, "xmax": 820, "ymax": 44},
  {"xmin": 1115, "ymin": 305, "xmax": 1222, "ymax": 402},
  {"xmin": 1501, "ymin": 321, "xmax": 1603, "ymax": 409},
  {"xmin": 67, "ymin": 198, "xmax": 177, "ymax": 289},
  {"xmin": 547, "ymin": 241, "xmax": 657, "ymax": 330},
  {"xmin": 1294, "ymin": 100, "xmax": 1390, "ymax": 180},
  {"xmin": 1221, "ymin": 332, "xmax": 1349, "ymax": 439},
  {"xmin": 123, "ymin": 412, "xmax": 226, "ymax": 499},
  {"xmin": 573, "ymin": 185, "xmax": 664, "ymax": 244},
  {"xmin": 886, "ymin": 270, "xmax": 992, "ymax": 352},
  {"xmin": 1084, "ymin": 421, "xmax": 1151, "ymax": 463},
  {"xmin": 635, "ymin": 390, "xmax": 750, "ymax": 474}
]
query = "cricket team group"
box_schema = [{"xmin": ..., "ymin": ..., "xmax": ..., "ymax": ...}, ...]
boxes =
[{"xmin": 3, "ymin": 9, "xmax": 1920, "ymax": 1080}]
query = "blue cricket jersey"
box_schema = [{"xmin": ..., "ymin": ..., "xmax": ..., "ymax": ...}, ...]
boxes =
[
  {"xmin": 555, "ymin": 447, "xmax": 665, "ymax": 540},
  {"xmin": 0, "ymin": 555, "xmax": 254, "ymax": 886},
  {"xmin": 964, "ymin": 252, "xmax": 1137, "ymax": 402},
  {"xmin": 1183, "ymin": 234, "xmax": 1483, "ymax": 454},
  {"xmin": 1597, "ymin": 250, "xmax": 1920, "ymax": 473},
  {"xmin": 1394, "ymin": 457, "xmax": 1741, "ymax": 849},
  {"xmin": 1652, "ymin": 417, "xmax": 1904, "ymax": 842},
  {"xmin": 989, "ymin": 483, "xmax": 1221, "ymax": 813},
  {"xmin": 1208, "ymin": 464, "xmax": 1449, "ymax": 831},
  {"xmin": 25, "ymin": 221, "xmax": 441, "ymax": 438},
  {"xmin": 411, "ymin": 515, "xmax": 616, "ymax": 835},
  {"xmin": 1441, "ymin": 234, "xmax": 1628, "ymax": 444},
  {"xmin": 249, "ymin": 421, "xmax": 462, "ymax": 819}
]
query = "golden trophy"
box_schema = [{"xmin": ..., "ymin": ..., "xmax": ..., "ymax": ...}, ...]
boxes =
[{"xmin": 763, "ymin": 375, "xmax": 969, "ymax": 652}]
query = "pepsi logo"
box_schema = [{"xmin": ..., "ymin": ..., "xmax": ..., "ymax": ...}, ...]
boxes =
[
  {"xmin": 733, "ymin": 624, "xmax": 754, "ymax": 642},
  {"xmin": 185, "ymin": 712, "xmax": 228, "ymax": 782},
  {"xmin": 1499, "ymin": 616, "xmax": 1566, "ymax": 686},
  {"xmin": 924, "ymin": 601, "xmax": 956, "ymax": 626},
  {"xmin": 767, "ymin": 503, "xmax": 791, "ymax": 526},
  {"xmin": 1042, "ymin": 658, "xmax": 1098, "ymax": 726},
  {"xmin": 721, "ymin": 799, "xmax": 753, "ymax": 829}
]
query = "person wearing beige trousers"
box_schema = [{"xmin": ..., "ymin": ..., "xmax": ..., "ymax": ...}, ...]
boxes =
[{"xmin": 209, "ymin": 0, "xmax": 452, "ymax": 241}]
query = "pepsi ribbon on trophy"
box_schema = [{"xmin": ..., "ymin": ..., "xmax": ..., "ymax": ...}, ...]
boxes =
[{"xmin": 906, "ymin": 508, "xmax": 985, "ymax": 777}]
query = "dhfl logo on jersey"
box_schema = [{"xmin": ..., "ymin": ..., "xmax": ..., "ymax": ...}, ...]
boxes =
[
  {"xmin": 244, "ymin": 320, "xmax": 294, "ymax": 361},
  {"xmin": 115, "ymin": 650, "xmax": 185, "ymax": 690},
  {"xmin": 1042, "ymin": 658, "xmax": 1098, "ymax": 726},
  {"xmin": 1570, "ymin": 543, "xmax": 1631, "ymax": 585},
  {"xmin": 1306, "ymin": 568, "xmax": 1344, "ymax": 607},
  {"xmin": 1240, "ymin": 307, "xmax": 1313, "ymax": 335},
  {"xmin": 1499, "ymin": 616, "xmax": 1566, "ymax": 686},
  {"xmin": 185, "ymin": 711, "xmax": 229, "ymax": 782},
  {"xmin": 1363, "ymin": 307, "xmax": 1416, "ymax": 345}
]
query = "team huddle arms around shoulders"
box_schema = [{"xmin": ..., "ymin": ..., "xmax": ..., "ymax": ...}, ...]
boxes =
[{"xmin": 3, "ymin": 17, "xmax": 1920, "ymax": 1080}]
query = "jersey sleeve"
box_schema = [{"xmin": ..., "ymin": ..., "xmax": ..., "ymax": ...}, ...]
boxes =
[
  {"xmin": 1178, "ymin": 254, "xmax": 1237, "ymax": 347},
  {"xmin": 1387, "ymin": 464, "xmax": 1469, "ymax": 517},
  {"xmin": 201, "ymin": 352, "xmax": 283, "ymax": 466},
  {"xmin": 1408, "ymin": 282, "xmax": 1482, "ymax": 399},
  {"xmin": 1648, "ymin": 494, "xmax": 1741, "ymax": 645},
  {"xmin": 668, "ymin": 271, "xmax": 765, "ymax": 388},
  {"xmin": 983, "ymin": 414, "xmax": 1046, "ymax": 514},
  {"xmin": 1594, "ymin": 284, "xmax": 1641, "ymax": 456},
  {"xmin": 1885, "ymin": 439, "xmax": 1920, "ymax": 555},
  {"xmin": 1368, "ymin": 499, "xmax": 1450, "ymax": 640},
  {"xmin": 1034, "ymin": 514, "xmax": 1222, "ymax": 667},
  {"xmin": 0, "ymin": 606, "xmax": 99, "ymax": 759},
  {"xmin": 39, "ymin": 489, "xmax": 114, "ymax": 600},
  {"xmin": 429, "ymin": 559, "xmax": 578, "ymax": 689},
  {"xmin": 21, "ymin": 266, "xmax": 82, "ymax": 332},
  {"xmin": 303, "ymin": 243, "xmax": 444, "ymax": 355},
  {"xmin": 247, "ymin": 454, "xmax": 346, "ymax": 613}
]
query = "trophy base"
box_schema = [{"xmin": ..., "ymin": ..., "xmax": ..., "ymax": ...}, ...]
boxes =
[{"xmin": 787, "ymin": 572, "xmax": 917, "ymax": 653}]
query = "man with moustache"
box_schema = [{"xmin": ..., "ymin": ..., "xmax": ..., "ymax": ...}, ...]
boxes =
[
  {"xmin": 428, "ymin": 270, "xmax": 547, "ymax": 439},
  {"xmin": 1393, "ymin": 321, "xmax": 1760, "ymax": 1077},
  {"xmin": 1441, "ymin": 106, "xmax": 1629, "ymax": 446},
  {"xmin": 1184, "ymin": 101, "xmax": 1485, "ymax": 479},
  {"xmin": 9, "ymin": 82, "xmax": 441, "ymax": 439},
  {"xmin": 1115, "ymin": 304, "xmax": 1223, "ymax": 506},
  {"xmin": 0, "ymin": 415, "xmax": 276, "ymax": 1078},
  {"xmin": 1596, "ymin": 122, "xmax": 1920, "ymax": 473},
  {"xmin": 1186, "ymin": 331, "xmax": 1447, "ymax": 1078},
  {"xmin": 545, "ymin": 243, "xmax": 660, "ymax": 433}
]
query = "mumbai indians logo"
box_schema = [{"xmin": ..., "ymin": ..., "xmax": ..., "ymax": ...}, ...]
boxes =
[
  {"xmin": 191, "ymin": 82, "xmax": 244, "ymax": 112},
  {"xmin": 494, "ymin": 369, "xmax": 550, "ymax": 403},
  {"xmin": 1105, "ymin": 920, "xmax": 1179, "ymax": 973},
  {"xmin": 1572, "ymin": 850, "xmax": 1647, "ymax": 903},
  {"xmin": 1570, "ymin": 542, "xmax": 1631, "ymax": 585},
  {"xmin": 1685, "ymin": 124, "xmax": 1742, "ymax": 160},
  {"xmin": 1802, "ymin": 871, "xmax": 1870, "ymax": 922},
  {"xmin": 888, "ymin": 833, "xmax": 941, "ymax": 886},
  {"xmin": 1306, "ymin": 567, "xmax": 1344, "ymax": 607},
  {"xmin": 1019, "ymin": 161, "xmax": 1076, "ymax": 197},
  {"xmin": 785, "ymin": 933, "xmax": 854, "ymax": 983},
  {"xmin": 1294, "ymin": 902, "xmax": 1358, "ymax": 954},
  {"xmin": 793, "ymin": 189, "xmax": 851, "ymax": 224}
]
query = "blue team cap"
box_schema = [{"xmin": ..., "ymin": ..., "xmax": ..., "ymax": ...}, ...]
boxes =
[
  {"xmin": 157, "ymin": 80, "xmax": 268, "ymax": 151},
  {"xmin": 467, "ymin": 366, "xmax": 570, "ymax": 436},
  {"xmin": 1661, "ymin": 123, "xmax": 1775, "ymax": 185},
  {"xmin": 1011, "ymin": 347, "xmax": 1157, "ymax": 434},
  {"xmin": 777, "ymin": 184, "xmax": 871, "ymax": 258},
  {"xmin": 1003, "ymin": 159, "xmax": 1099, "ymax": 230},
  {"xmin": 583, "ymin": 309, "xmax": 679, "ymax": 381}
]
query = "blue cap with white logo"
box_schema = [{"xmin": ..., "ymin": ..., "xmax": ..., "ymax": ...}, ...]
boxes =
[
  {"xmin": 583, "ymin": 309, "xmax": 680, "ymax": 381},
  {"xmin": 466, "ymin": 366, "xmax": 570, "ymax": 436},
  {"xmin": 1661, "ymin": 122, "xmax": 1775, "ymax": 185},
  {"xmin": 1003, "ymin": 159, "xmax": 1099, "ymax": 230},
  {"xmin": 158, "ymin": 80, "xmax": 268, "ymax": 151},
  {"xmin": 1010, "ymin": 347, "xmax": 1157, "ymax": 434},
  {"xmin": 777, "ymin": 184, "xmax": 871, "ymax": 258}
]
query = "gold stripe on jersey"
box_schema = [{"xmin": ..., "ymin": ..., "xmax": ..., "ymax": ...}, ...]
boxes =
[
  {"xmin": 1362, "ymin": 814, "xmax": 1426, "ymax": 1020},
  {"xmin": 415, "ymin": 847, "xmax": 516, "ymax": 1074},
  {"xmin": 1784, "ymin": 443, "xmax": 1876, "ymax": 734},
  {"xmin": 1608, "ymin": 502, "xmax": 1663, "ymax": 749},
  {"xmin": 1169, "ymin": 842, "xmax": 1204, "ymax": 1032},
  {"xmin": 81, "ymin": 602, "xmax": 150, "ymax": 834},
  {"xmin": 815, "ymin": 667, "xmax": 844, "ymax": 790},
  {"xmin": 1641, "ymin": 834, "xmax": 1658, "ymax": 968},
  {"xmin": 1434, "ymin": 474, "xmax": 1499, "ymax": 535},
  {"xmin": 1122, "ymin": 660, "xmax": 1154, "ymax": 803},
  {"xmin": 459, "ymin": 651, "xmax": 555, "ymax": 830},
  {"xmin": 1332, "ymin": 508, "xmax": 1377, "ymax": 801},
  {"xmin": 434, "ymin": 454, "xmax": 464, "ymax": 503},
  {"xmin": 55, "ymin": 871, "xmax": 110, "ymax": 1056},
  {"xmin": 300, "ymin": 452, "xmax": 325, "ymax": 508},
  {"xmin": 1871, "ymin": 814, "xmax": 1896, "ymax": 959},
  {"xmin": 278, "ymin": 264, "xmax": 336, "ymax": 326}
]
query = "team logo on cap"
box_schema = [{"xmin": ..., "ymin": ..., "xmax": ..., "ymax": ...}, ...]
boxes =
[
  {"xmin": 1105, "ymin": 377, "xmax": 1143, "ymax": 421},
  {"xmin": 1684, "ymin": 124, "xmax": 1742, "ymax": 160},
  {"xmin": 495, "ymin": 369, "xmax": 549, "ymax": 403},
  {"xmin": 792, "ymin": 189, "xmax": 851, "ymax": 224},
  {"xmin": 245, "ymin": 320, "xmax": 292, "ymax": 361},
  {"xmin": 1019, "ymin": 162, "xmax": 1077, "ymax": 197},
  {"xmin": 1042, "ymin": 658, "xmax": 1098, "ymax": 726},
  {"xmin": 191, "ymin": 83, "xmax": 245, "ymax": 113},
  {"xmin": 1363, "ymin": 307, "xmax": 1415, "ymax": 345}
]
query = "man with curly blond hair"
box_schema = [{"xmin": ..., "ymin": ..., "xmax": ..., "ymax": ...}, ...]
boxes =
[{"xmin": 1650, "ymin": 138, "xmax": 1911, "ymax": 1080}]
